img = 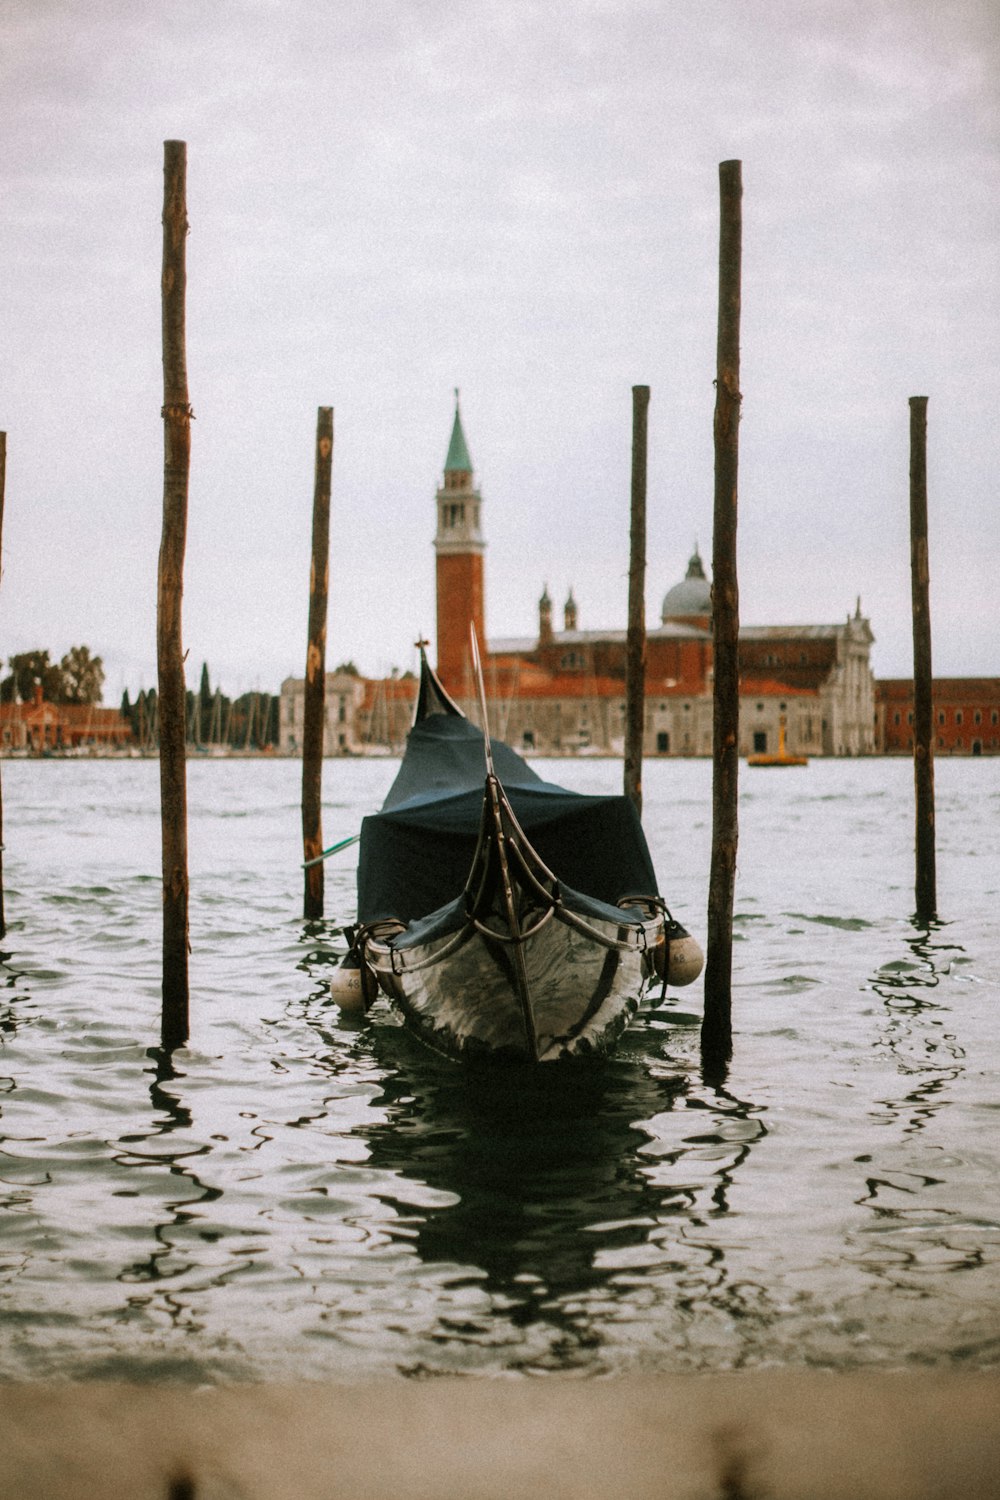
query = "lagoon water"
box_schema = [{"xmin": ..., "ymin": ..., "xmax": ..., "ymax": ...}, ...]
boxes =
[{"xmin": 0, "ymin": 754, "xmax": 998, "ymax": 1383}]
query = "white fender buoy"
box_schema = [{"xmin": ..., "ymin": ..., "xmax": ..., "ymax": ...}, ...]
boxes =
[
  {"xmin": 667, "ymin": 934, "xmax": 704, "ymax": 987},
  {"xmin": 330, "ymin": 960, "xmax": 366, "ymax": 1014},
  {"xmin": 648, "ymin": 928, "xmax": 705, "ymax": 988}
]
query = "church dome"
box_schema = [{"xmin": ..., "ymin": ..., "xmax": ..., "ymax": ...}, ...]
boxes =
[{"xmin": 661, "ymin": 546, "xmax": 711, "ymax": 624}]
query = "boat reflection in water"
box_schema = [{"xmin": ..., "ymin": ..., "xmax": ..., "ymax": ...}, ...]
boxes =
[{"xmin": 329, "ymin": 1014, "xmax": 771, "ymax": 1375}]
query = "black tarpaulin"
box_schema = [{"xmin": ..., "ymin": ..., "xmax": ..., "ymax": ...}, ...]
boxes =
[
  {"xmin": 378, "ymin": 713, "xmax": 549, "ymax": 810},
  {"xmin": 357, "ymin": 714, "xmax": 658, "ymax": 926}
]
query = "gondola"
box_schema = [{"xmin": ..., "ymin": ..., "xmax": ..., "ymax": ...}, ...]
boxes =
[{"xmin": 334, "ymin": 637, "xmax": 702, "ymax": 1063}]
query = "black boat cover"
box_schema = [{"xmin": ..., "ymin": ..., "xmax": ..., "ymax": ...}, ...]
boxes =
[{"xmin": 357, "ymin": 713, "xmax": 658, "ymax": 927}]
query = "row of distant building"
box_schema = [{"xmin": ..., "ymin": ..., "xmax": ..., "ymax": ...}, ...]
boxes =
[
  {"xmin": 6, "ymin": 662, "xmax": 996, "ymax": 759},
  {"xmin": 3, "ymin": 401, "xmax": 998, "ymax": 758},
  {"xmin": 280, "ymin": 399, "xmax": 999, "ymax": 760},
  {"xmin": 279, "ymin": 622, "xmax": 1000, "ymax": 760}
]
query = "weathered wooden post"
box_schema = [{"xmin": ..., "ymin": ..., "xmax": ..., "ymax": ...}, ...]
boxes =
[
  {"xmin": 0, "ymin": 431, "xmax": 6, "ymax": 940},
  {"xmin": 702, "ymin": 159, "xmax": 743, "ymax": 1065},
  {"xmin": 302, "ymin": 406, "xmax": 334, "ymax": 920},
  {"xmin": 624, "ymin": 386, "xmax": 649, "ymax": 819},
  {"xmin": 909, "ymin": 395, "xmax": 936, "ymax": 923},
  {"xmin": 159, "ymin": 140, "xmax": 192, "ymax": 1048}
]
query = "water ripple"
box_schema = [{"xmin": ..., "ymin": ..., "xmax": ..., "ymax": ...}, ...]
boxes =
[{"xmin": 0, "ymin": 756, "xmax": 997, "ymax": 1380}]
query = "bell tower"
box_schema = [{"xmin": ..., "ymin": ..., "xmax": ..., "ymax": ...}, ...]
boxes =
[{"xmin": 434, "ymin": 392, "xmax": 486, "ymax": 696}]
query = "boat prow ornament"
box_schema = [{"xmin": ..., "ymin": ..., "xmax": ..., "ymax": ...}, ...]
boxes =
[{"xmin": 327, "ymin": 628, "xmax": 704, "ymax": 1061}]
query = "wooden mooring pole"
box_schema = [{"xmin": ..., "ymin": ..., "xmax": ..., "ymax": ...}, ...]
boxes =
[
  {"xmin": 702, "ymin": 159, "xmax": 743, "ymax": 1066},
  {"xmin": 0, "ymin": 431, "xmax": 6, "ymax": 940},
  {"xmin": 159, "ymin": 140, "xmax": 192, "ymax": 1049},
  {"xmin": 624, "ymin": 385, "xmax": 650, "ymax": 819},
  {"xmin": 909, "ymin": 395, "xmax": 936, "ymax": 924},
  {"xmin": 302, "ymin": 407, "xmax": 334, "ymax": 920}
]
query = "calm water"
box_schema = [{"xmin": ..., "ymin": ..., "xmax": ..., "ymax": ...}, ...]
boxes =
[{"xmin": 0, "ymin": 754, "xmax": 998, "ymax": 1383}]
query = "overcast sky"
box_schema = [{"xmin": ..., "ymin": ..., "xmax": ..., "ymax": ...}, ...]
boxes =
[{"xmin": 2, "ymin": 0, "xmax": 998, "ymax": 701}]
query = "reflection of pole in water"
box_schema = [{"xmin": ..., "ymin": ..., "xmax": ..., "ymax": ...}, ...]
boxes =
[
  {"xmin": 854, "ymin": 931, "xmax": 973, "ymax": 1303},
  {"xmin": 113, "ymin": 1050, "xmax": 223, "ymax": 1321},
  {"xmin": 633, "ymin": 1077, "xmax": 769, "ymax": 1346},
  {"xmin": 869, "ymin": 928, "xmax": 966, "ymax": 1136}
]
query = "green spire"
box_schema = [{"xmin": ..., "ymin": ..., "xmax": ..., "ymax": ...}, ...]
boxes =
[{"xmin": 444, "ymin": 389, "xmax": 472, "ymax": 473}]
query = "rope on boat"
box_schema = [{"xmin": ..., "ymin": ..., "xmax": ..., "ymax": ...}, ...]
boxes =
[{"xmin": 302, "ymin": 832, "xmax": 360, "ymax": 869}]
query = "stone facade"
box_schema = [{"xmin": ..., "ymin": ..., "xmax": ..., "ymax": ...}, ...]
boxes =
[
  {"xmin": 279, "ymin": 671, "xmax": 417, "ymax": 756},
  {"xmin": 279, "ymin": 672, "xmax": 368, "ymax": 756}
]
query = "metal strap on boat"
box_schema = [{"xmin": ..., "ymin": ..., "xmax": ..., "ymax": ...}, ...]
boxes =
[
  {"xmin": 492, "ymin": 792, "xmax": 650, "ymax": 953},
  {"xmin": 346, "ymin": 920, "xmax": 404, "ymax": 1008},
  {"xmin": 552, "ymin": 901, "xmax": 648, "ymax": 954},
  {"xmin": 479, "ymin": 825, "xmax": 650, "ymax": 954},
  {"xmin": 477, "ymin": 807, "xmax": 655, "ymax": 956},
  {"xmin": 375, "ymin": 920, "xmax": 474, "ymax": 977},
  {"xmin": 619, "ymin": 893, "xmax": 672, "ymax": 998},
  {"xmin": 370, "ymin": 887, "xmax": 659, "ymax": 983},
  {"xmin": 471, "ymin": 904, "xmax": 556, "ymax": 945},
  {"xmin": 483, "ymin": 871, "xmax": 649, "ymax": 954},
  {"xmin": 353, "ymin": 919, "xmax": 405, "ymax": 953}
]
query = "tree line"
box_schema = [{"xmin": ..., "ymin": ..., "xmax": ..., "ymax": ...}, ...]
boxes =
[
  {"xmin": 2, "ymin": 649, "xmax": 280, "ymax": 749},
  {"xmin": 121, "ymin": 664, "xmax": 279, "ymax": 750},
  {"xmin": 1, "ymin": 646, "xmax": 105, "ymax": 705}
]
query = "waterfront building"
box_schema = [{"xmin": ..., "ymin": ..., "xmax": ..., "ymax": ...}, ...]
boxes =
[
  {"xmin": 434, "ymin": 399, "xmax": 877, "ymax": 757},
  {"xmin": 278, "ymin": 669, "xmax": 416, "ymax": 756},
  {"xmin": 0, "ymin": 685, "xmax": 132, "ymax": 754},
  {"xmin": 876, "ymin": 678, "xmax": 1000, "ymax": 756},
  {"xmin": 279, "ymin": 399, "xmax": 882, "ymax": 758},
  {"xmin": 739, "ymin": 606, "xmax": 876, "ymax": 757}
]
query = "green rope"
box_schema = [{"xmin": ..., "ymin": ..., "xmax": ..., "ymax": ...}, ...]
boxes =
[{"xmin": 302, "ymin": 832, "xmax": 360, "ymax": 869}]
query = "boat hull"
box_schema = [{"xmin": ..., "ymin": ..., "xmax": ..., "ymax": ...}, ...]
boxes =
[
  {"xmin": 367, "ymin": 904, "xmax": 658, "ymax": 1063},
  {"xmin": 343, "ymin": 644, "xmax": 703, "ymax": 1064}
]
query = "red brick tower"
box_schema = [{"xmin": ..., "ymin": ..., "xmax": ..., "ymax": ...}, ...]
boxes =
[{"xmin": 434, "ymin": 393, "xmax": 486, "ymax": 697}]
